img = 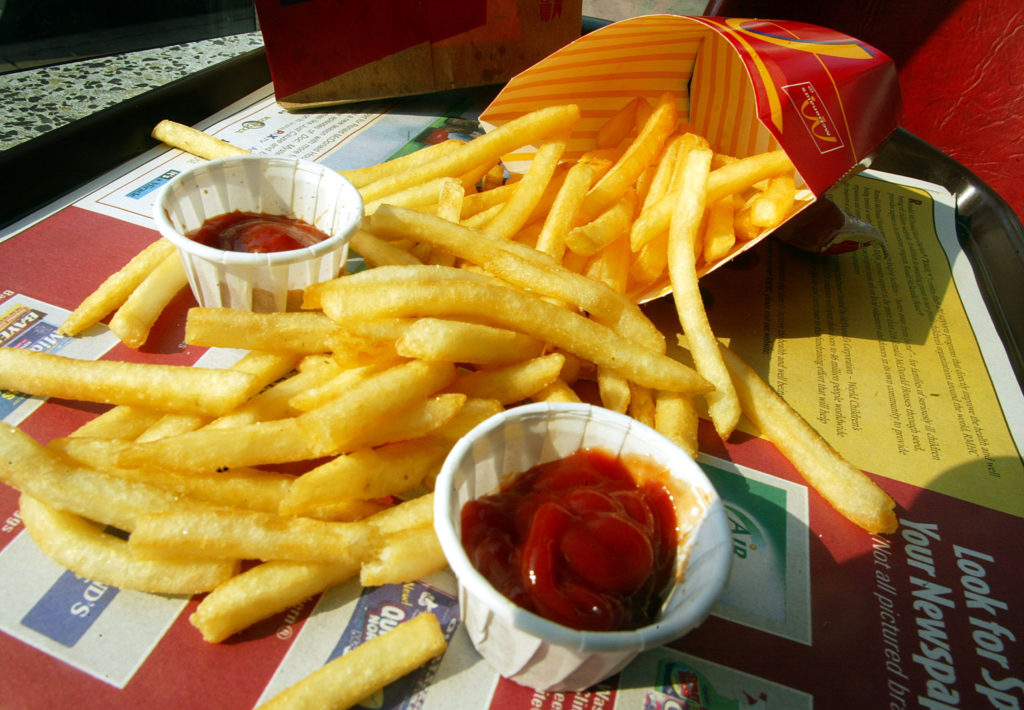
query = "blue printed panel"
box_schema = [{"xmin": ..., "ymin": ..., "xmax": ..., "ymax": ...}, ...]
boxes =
[{"xmin": 21, "ymin": 570, "xmax": 119, "ymax": 647}]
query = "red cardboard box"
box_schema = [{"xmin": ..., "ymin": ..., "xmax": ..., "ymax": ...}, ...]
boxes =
[{"xmin": 254, "ymin": 0, "xmax": 583, "ymax": 110}]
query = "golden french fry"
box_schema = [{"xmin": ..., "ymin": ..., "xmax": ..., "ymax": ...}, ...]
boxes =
[
  {"xmin": 257, "ymin": 612, "xmax": 447, "ymax": 710},
  {"xmin": 485, "ymin": 135, "xmax": 566, "ymax": 239},
  {"xmin": 359, "ymin": 104, "xmax": 580, "ymax": 203},
  {"xmin": 107, "ymin": 250, "xmax": 188, "ymax": 348},
  {"xmin": 534, "ymin": 160, "xmax": 594, "ymax": 261},
  {"xmin": 584, "ymin": 235, "xmax": 632, "ymax": 295},
  {"xmin": 435, "ymin": 178, "xmax": 466, "ymax": 224},
  {"xmin": 349, "ymin": 229, "xmax": 423, "ymax": 267},
  {"xmin": 68, "ymin": 404, "xmax": 165, "ymax": 440},
  {"xmin": 749, "ymin": 174, "xmax": 797, "ymax": 228},
  {"xmin": 20, "ymin": 494, "xmax": 239, "ymax": 595},
  {"xmin": 628, "ymin": 382, "xmax": 656, "ymax": 428},
  {"xmin": 450, "ymin": 353, "xmax": 566, "ymax": 405},
  {"xmin": 342, "ymin": 393, "xmax": 466, "ymax": 450},
  {"xmin": 339, "ymin": 139, "xmax": 464, "ymax": 188},
  {"xmin": 359, "ymin": 523, "xmax": 447, "ymax": 586},
  {"xmin": 718, "ymin": 342, "xmax": 898, "ymax": 534},
  {"xmin": 367, "ymin": 207, "xmax": 666, "ymax": 351},
  {"xmin": 137, "ymin": 350, "xmax": 299, "ymax": 441},
  {"xmin": 702, "ymin": 197, "xmax": 738, "ymax": 264},
  {"xmin": 576, "ymin": 92, "xmax": 677, "ymax": 223},
  {"xmin": 0, "ymin": 348, "xmax": 257, "ymax": 416},
  {"xmin": 631, "ymin": 148, "xmax": 794, "ymax": 251},
  {"xmin": 317, "ymin": 277, "xmax": 709, "ymax": 394},
  {"xmin": 191, "ymin": 558, "xmax": 359, "ymax": 643},
  {"xmin": 209, "ymin": 354, "xmax": 342, "ymax": 428},
  {"xmin": 564, "ymin": 190, "xmax": 636, "ymax": 257},
  {"xmin": 597, "ymin": 367, "xmax": 631, "ymax": 414},
  {"xmin": 280, "ymin": 438, "xmax": 451, "ymax": 514},
  {"xmin": 0, "ymin": 423, "xmax": 214, "ymax": 532},
  {"xmin": 52, "ymin": 436, "xmax": 293, "ymax": 512},
  {"xmin": 364, "ymin": 175, "xmax": 458, "ymax": 215},
  {"xmin": 532, "ymin": 377, "xmax": 582, "ymax": 403},
  {"xmin": 117, "ymin": 417, "xmax": 323, "ymax": 473},
  {"xmin": 395, "ymin": 317, "xmax": 545, "ymax": 365},
  {"xmin": 428, "ymin": 397, "xmax": 504, "ymax": 441},
  {"xmin": 654, "ymin": 389, "xmax": 700, "ymax": 458},
  {"xmin": 596, "ymin": 96, "xmax": 643, "ymax": 149},
  {"xmin": 129, "ymin": 507, "xmax": 373, "ymax": 564},
  {"xmin": 287, "ymin": 363, "xmax": 395, "ymax": 413},
  {"xmin": 298, "ymin": 360, "xmax": 456, "ymax": 452},
  {"xmin": 185, "ymin": 308, "xmax": 339, "ymax": 353},
  {"xmin": 667, "ymin": 138, "xmax": 740, "ymax": 440},
  {"xmin": 152, "ymin": 119, "xmax": 249, "ymax": 160},
  {"xmin": 58, "ymin": 238, "xmax": 178, "ymax": 336},
  {"xmin": 461, "ymin": 181, "xmax": 518, "ymax": 218}
]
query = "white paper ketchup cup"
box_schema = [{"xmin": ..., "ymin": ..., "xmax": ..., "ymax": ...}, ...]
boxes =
[
  {"xmin": 153, "ymin": 155, "xmax": 362, "ymax": 312},
  {"xmin": 434, "ymin": 402, "xmax": 732, "ymax": 692}
]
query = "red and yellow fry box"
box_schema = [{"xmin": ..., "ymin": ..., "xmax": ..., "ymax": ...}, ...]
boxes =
[{"xmin": 480, "ymin": 15, "xmax": 902, "ymax": 296}]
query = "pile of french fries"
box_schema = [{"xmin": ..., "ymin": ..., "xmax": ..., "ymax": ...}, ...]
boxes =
[{"xmin": 0, "ymin": 92, "xmax": 898, "ymax": 708}]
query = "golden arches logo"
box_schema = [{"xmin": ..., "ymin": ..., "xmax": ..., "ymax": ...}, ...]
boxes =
[
  {"xmin": 724, "ymin": 18, "xmax": 874, "ymax": 60},
  {"xmin": 799, "ymin": 97, "xmax": 838, "ymax": 144}
]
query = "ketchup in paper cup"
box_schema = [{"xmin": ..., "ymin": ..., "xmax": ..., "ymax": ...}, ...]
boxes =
[
  {"xmin": 153, "ymin": 155, "xmax": 362, "ymax": 312},
  {"xmin": 434, "ymin": 402, "xmax": 731, "ymax": 692}
]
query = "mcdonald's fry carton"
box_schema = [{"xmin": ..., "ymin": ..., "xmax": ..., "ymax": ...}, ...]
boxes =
[{"xmin": 479, "ymin": 15, "xmax": 902, "ymax": 298}]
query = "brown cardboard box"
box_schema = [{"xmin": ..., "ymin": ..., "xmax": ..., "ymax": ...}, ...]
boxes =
[{"xmin": 254, "ymin": 0, "xmax": 583, "ymax": 110}]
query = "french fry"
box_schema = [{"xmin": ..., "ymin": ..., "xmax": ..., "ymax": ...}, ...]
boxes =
[
  {"xmin": 360, "ymin": 523, "xmax": 448, "ymax": 586},
  {"xmin": 185, "ymin": 308, "xmax": 339, "ymax": 353},
  {"xmin": 532, "ymin": 377, "xmax": 582, "ymax": 403},
  {"xmin": 428, "ymin": 397, "xmax": 504, "ymax": 441},
  {"xmin": 359, "ymin": 104, "xmax": 580, "ymax": 203},
  {"xmin": 280, "ymin": 438, "xmax": 451, "ymax": 514},
  {"xmin": 395, "ymin": 317, "xmax": 546, "ymax": 365},
  {"xmin": 534, "ymin": 160, "xmax": 594, "ymax": 261},
  {"xmin": 349, "ymin": 229, "xmax": 424, "ymax": 267},
  {"xmin": 298, "ymin": 360, "xmax": 456, "ymax": 452},
  {"xmin": 702, "ymin": 197, "xmax": 739, "ymax": 264},
  {"xmin": 576, "ymin": 92, "xmax": 677, "ymax": 223},
  {"xmin": 341, "ymin": 393, "xmax": 466, "ymax": 450},
  {"xmin": 20, "ymin": 494, "xmax": 239, "ymax": 595},
  {"xmin": 67, "ymin": 404, "xmax": 165, "ymax": 440},
  {"xmin": 450, "ymin": 353, "xmax": 567, "ymax": 405},
  {"xmin": 58, "ymin": 238, "xmax": 178, "ymax": 336},
  {"xmin": 667, "ymin": 136, "xmax": 740, "ymax": 440},
  {"xmin": 654, "ymin": 389, "xmax": 700, "ymax": 458},
  {"xmin": 597, "ymin": 367, "xmax": 632, "ymax": 414},
  {"xmin": 129, "ymin": 507, "xmax": 373, "ymax": 564},
  {"xmin": 367, "ymin": 207, "xmax": 666, "ymax": 351},
  {"xmin": 152, "ymin": 119, "xmax": 249, "ymax": 160},
  {"xmin": 596, "ymin": 96, "xmax": 643, "ymax": 149},
  {"xmin": 485, "ymin": 135, "xmax": 566, "ymax": 239},
  {"xmin": 628, "ymin": 382, "xmax": 657, "ymax": 428},
  {"xmin": 316, "ymin": 277, "xmax": 709, "ymax": 394},
  {"xmin": 107, "ymin": 250, "xmax": 189, "ymax": 348},
  {"xmin": 116, "ymin": 417, "xmax": 323, "ymax": 473},
  {"xmin": 564, "ymin": 189, "xmax": 636, "ymax": 257},
  {"xmin": 191, "ymin": 558, "xmax": 360, "ymax": 643},
  {"xmin": 338, "ymin": 139, "xmax": 464, "ymax": 188},
  {"xmin": 631, "ymin": 148, "xmax": 794, "ymax": 252},
  {"xmin": 749, "ymin": 173, "xmax": 797, "ymax": 228},
  {"xmin": 257, "ymin": 612, "xmax": 447, "ymax": 710},
  {"xmin": 0, "ymin": 423, "xmax": 214, "ymax": 532},
  {"xmin": 0, "ymin": 348, "xmax": 257, "ymax": 416},
  {"xmin": 718, "ymin": 342, "xmax": 898, "ymax": 534}
]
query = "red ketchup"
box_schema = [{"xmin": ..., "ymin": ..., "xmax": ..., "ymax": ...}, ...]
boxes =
[
  {"xmin": 460, "ymin": 448, "xmax": 678, "ymax": 632},
  {"xmin": 185, "ymin": 211, "xmax": 330, "ymax": 253}
]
